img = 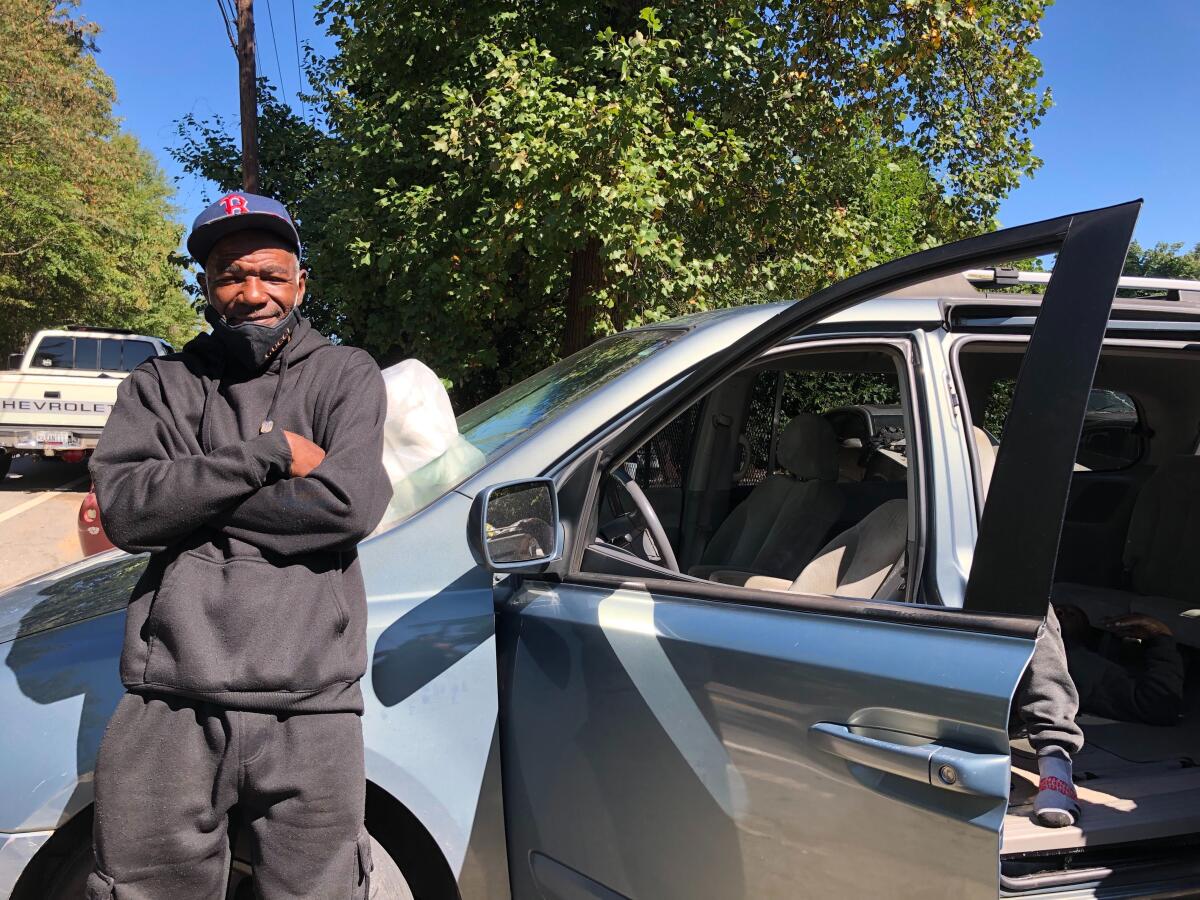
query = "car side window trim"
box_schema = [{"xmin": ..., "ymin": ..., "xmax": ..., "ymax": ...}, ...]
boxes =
[
  {"xmin": 566, "ymin": 336, "xmax": 933, "ymax": 613},
  {"xmin": 564, "ymin": 568, "xmax": 1043, "ymax": 640},
  {"xmin": 545, "ymin": 201, "xmax": 1140, "ymax": 625}
]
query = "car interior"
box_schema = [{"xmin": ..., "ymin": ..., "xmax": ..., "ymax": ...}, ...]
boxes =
[
  {"xmin": 586, "ymin": 345, "xmax": 917, "ymax": 604},
  {"xmin": 958, "ymin": 341, "xmax": 1200, "ymax": 888},
  {"xmin": 586, "ymin": 335, "xmax": 1200, "ymax": 888}
]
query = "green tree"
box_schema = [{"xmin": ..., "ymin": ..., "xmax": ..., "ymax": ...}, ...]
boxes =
[
  {"xmin": 0, "ymin": 0, "xmax": 197, "ymax": 357},
  {"xmin": 172, "ymin": 2, "xmax": 1052, "ymax": 404},
  {"xmin": 1123, "ymin": 240, "xmax": 1200, "ymax": 282},
  {"xmin": 312, "ymin": 0, "xmax": 1050, "ymax": 404},
  {"xmin": 171, "ymin": 79, "xmax": 345, "ymax": 337}
]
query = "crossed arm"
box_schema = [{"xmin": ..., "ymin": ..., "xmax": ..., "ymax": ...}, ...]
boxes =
[{"xmin": 91, "ymin": 352, "xmax": 392, "ymax": 556}]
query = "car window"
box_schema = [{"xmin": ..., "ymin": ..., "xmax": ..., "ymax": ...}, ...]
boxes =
[
  {"xmin": 31, "ymin": 336, "xmax": 74, "ymax": 369},
  {"xmin": 372, "ymin": 329, "xmax": 684, "ymax": 534},
  {"xmin": 457, "ymin": 330, "xmax": 681, "ymax": 459},
  {"xmin": 983, "ymin": 380, "xmax": 1143, "ymax": 471},
  {"xmin": 626, "ymin": 401, "xmax": 700, "ymax": 490},
  {"xmin": 100, "ymin": 339, "xmax": 124, "ymax": 371},
  {"xmin": 588, "ymin": 345, "xmax": 915, "ymax": 603},
  {"xmin": 121, "ymin": 340, "xmax": 158, "ymax": 370},
  {"xmin": 74, "ymin": 337, "xmax": 100, "ymax": 370},
  {"xmin": 738, "ymin": 369, "xmax": 902, "ymax": 485}
]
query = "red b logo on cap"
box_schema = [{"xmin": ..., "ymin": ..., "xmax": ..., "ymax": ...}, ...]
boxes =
[{"xmin": 219, "ymin": 194, "xmax": 249, "ymax": 216}]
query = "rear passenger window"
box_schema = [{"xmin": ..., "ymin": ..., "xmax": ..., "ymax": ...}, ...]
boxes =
[
  {"xmin": 627, "ymin": 402, "xmax": 700, "ymax": 489},
  {"xmin": 983, "ymin": 380, "xmax": 1144, "ymax": 471},
  {"xmin": 100, "ymin": 339, "xmax": 124, "ymax": 371},
  {"xmin": 32, "ymin": 337, "xmax": 74, "ymax": 369},
  {"xmin": 737, "ymin": 368, "xmax": 903, "ymax": 485},
  {"xmin": 121, "ymin": 341, "xmax": 157, "ymax": 371},
  {"xmin": 736, "ymin": 371, "xmax": 779, "ymax": 485},
  {"xmin": 74, "ymin": 337, "xmax": 99, "ymax": 370}
]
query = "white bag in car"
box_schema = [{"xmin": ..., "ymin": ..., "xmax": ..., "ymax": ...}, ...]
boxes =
[{"xmin": 374, "ymin": 359, "xmax": 485, "ymax": 533}]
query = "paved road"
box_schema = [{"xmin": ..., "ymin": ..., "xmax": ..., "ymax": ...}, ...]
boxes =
[{"xmin": 0, "ymin": 455, "xmax": 91, "ymax": 591}]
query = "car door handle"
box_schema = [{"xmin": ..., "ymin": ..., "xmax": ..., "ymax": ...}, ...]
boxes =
[{"xmin": 809, "ymin": 722, "xmax": 1009, "ymax": 799}]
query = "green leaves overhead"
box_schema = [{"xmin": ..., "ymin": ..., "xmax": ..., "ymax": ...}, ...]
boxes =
[
  {"xmin": 0, "ymin": 0, "xmax": 196, "ymax": 355},
  {"xmin": 310, "ymin": 0, "xmax": 1051, "ymax": 404}
]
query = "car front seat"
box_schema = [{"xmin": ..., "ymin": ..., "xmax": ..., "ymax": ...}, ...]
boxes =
[
  {"xmin": 692, "ymin": 413, "xmax": 844, "ymax": 584},
  {"xmin": 731, "ymin": 499, "xmax": 909, "ymax": 600}
]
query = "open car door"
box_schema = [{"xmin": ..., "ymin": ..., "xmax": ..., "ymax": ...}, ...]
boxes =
[{"xmin": 488, "ymin": 203, "xmax": 1141, "ymax": 899}]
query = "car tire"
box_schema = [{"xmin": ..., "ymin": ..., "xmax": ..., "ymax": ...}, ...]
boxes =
[
  {"xmin": 36, "ymin": 827, "xmax": 414, "ymax": 900},
  {"xmin": 0, "ymin": 449, "xmax": 11, "ymax": 481},
  {"xmin": 227, "ymin": 832, "xmax": 413, "ymax": 900},
  {"xmin": 366, "ymin": 835, "xmax": 416, "ymax": 900}
]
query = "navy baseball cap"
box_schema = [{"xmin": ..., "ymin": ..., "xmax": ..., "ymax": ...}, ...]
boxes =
[{"xmin": 186, "ymin": 192, "xmax": 302, "ymax": 267}]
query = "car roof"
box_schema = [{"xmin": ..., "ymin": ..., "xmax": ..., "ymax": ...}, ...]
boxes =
[
  {"xmin": 34, "ymin": 329, "xmax": 168, "ymax": 343},
  {"xmin": 648, "ymin": 270, "xmax": 1200, "ymax": 333}
]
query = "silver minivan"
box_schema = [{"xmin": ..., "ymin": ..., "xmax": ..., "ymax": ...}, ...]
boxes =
[{"xmin": 5, "ymin": 200, "xmax": 1200, "ymax": 898}]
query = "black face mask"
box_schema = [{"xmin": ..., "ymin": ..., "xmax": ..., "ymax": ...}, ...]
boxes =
[{"xmin": 204, "ymin": 304, "xmax": 299, "ymax": 372}]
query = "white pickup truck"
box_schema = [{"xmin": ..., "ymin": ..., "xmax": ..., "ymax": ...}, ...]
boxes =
[{"xmin": 0, "ymin": 326, "xmax": 173, "ymax": 478}]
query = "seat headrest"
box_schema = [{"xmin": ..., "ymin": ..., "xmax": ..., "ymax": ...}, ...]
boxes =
[{"xmin": 777, "ymin": 413, "xmax": 838, "ymax": 482}]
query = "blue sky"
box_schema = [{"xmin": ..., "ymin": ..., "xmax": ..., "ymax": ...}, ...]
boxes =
[{"xmin": 84, "ymin": 0, "xmax": 1198, "ymax": 249}]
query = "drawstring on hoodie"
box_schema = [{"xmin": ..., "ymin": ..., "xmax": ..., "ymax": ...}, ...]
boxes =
[
  {"xmin": 260, "ymin": 339, "xmax": 292, "ymax": 434},
  {"xmin": 198, "ymin": 329, "xmax": 295, "ymax": 452}
]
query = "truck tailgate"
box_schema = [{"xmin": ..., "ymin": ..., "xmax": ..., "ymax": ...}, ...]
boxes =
[{"xmin": 0, "ymin": 372, "xmax": 120, "ymax": 431}]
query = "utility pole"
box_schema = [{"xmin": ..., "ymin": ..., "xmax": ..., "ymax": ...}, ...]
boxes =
[{"xmin": 236, "ymin": 0, "xmax": 259, "ymax": 193}]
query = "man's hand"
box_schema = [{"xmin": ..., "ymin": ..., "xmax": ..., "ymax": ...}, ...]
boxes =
[
  {"xmin": 284, "ymin": 431, "xmax": 326, "ymax": 477},
  {"xmin": 1102, "ymin": 613, "xmax": 1173, "ymax": 641}
]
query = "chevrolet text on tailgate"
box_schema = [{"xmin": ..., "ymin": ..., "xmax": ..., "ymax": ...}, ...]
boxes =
[{"xmin": 0, "ymin": 326, "xmax": 171, "ymax": 477}]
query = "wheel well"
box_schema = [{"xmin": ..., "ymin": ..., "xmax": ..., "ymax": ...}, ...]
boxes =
[
  {"xmin": 13, "ymin": 786, "xmax": 460, "ymax": 900},
  {"xmin": 9, "ymin": 806, "xmax": 93, "ymax": 900},
  {"xmin": 366, "ymin": 780, "xmax": 461, "ymax": 900}
]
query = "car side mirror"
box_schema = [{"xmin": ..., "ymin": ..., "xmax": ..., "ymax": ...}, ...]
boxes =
[{"xmin": 468, "ymin": 478, "xmax": 563, "ymax": 573}]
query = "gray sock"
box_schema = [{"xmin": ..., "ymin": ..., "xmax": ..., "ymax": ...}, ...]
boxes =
[{"xmin": 1033, "ymin": 751, "xmax": 1079, "ymax": 828}]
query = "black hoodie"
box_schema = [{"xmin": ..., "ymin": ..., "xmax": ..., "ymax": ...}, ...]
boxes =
[{"xmin": 90, "ymin": 315, "xmax": 392, "ymax": 713}]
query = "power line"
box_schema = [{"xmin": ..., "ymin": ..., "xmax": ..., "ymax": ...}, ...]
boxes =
[
  {"xmin": 262, "ymin": 0, "xmax": 288, "ymax": 106},
  {"xmin": 289, "ymin": 0, "xmax": 306, "ymax": 115},
  {"xmin": 216, "ymin": 0, "xmax": 237, "ymax": 54}
]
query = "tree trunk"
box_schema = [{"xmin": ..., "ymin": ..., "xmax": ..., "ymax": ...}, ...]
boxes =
[{"xmin": 561, "ymin": 236, "xmax": 603, "ymax": 357}]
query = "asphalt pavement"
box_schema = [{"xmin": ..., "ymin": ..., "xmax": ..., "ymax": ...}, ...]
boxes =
[{"xmin": 0, "ymin": 455, "xmax": 91, "ymax": 591}]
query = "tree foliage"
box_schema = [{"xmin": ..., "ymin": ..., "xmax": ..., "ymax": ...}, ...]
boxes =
[
  {"xmin": 1123, "ymin": 240, "xmax": 1200, "ymax": 282},
  {"xmin": 0, "ymin": 0, "xmax": 196, "ymax": 356},
  {"xmin": 175, "ymin": 1, "xmax": 1052, "ymax": 405},
  {"xmin": 170, "ymin": 79, "xmax": 345, "ymax": 336},
  {"xmin": 311, "ymin": 0, "xmax": 1051, "ymax": 404}
]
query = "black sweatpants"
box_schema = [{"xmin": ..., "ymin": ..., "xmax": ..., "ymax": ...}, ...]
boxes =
[
  {"xmin": 1016, "ymin": 605, "xmax": 1085, "ymax": 759},
  {"xmin": 87, "ymin": 693, "xmax": 371, "ymax": 900}
]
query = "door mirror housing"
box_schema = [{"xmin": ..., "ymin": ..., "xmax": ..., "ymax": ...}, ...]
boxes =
[{"xmin": 468, "ymin": 478, "xmax": 563, "ymax": 573}]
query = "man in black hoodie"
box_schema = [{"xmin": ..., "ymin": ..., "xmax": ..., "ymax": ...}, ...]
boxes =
[{"xmin": 86, "ymin": 194, "xmax": 391, "ymax": 899}]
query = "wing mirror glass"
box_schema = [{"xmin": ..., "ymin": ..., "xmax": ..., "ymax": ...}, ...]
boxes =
[{"xmin": 468, "ymin": 478, "xmax": 562, "ymax": 572}]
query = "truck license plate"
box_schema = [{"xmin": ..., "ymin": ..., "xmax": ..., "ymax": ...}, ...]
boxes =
[{"xmin": 36, "ymin": 431, "xmax": 74, "ymax": 446}]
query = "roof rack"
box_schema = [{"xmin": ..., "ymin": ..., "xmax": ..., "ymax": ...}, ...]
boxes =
[
  {"xmin": 964, "ymin": 267, "xmax": 1200, "ymax": 296},
  {"xmin": 63, "ymin": 324, "xmax": 142, "ymax": 335}
]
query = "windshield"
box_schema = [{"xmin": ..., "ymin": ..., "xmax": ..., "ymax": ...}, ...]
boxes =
[{"xmin": 372, "ymin": 329, "xmax": 681, "ymax": 533}]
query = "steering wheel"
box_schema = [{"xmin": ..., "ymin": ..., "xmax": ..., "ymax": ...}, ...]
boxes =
[{"xmin": 603, "ymin": 468, "xmax": 681, "ymax": 573}]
